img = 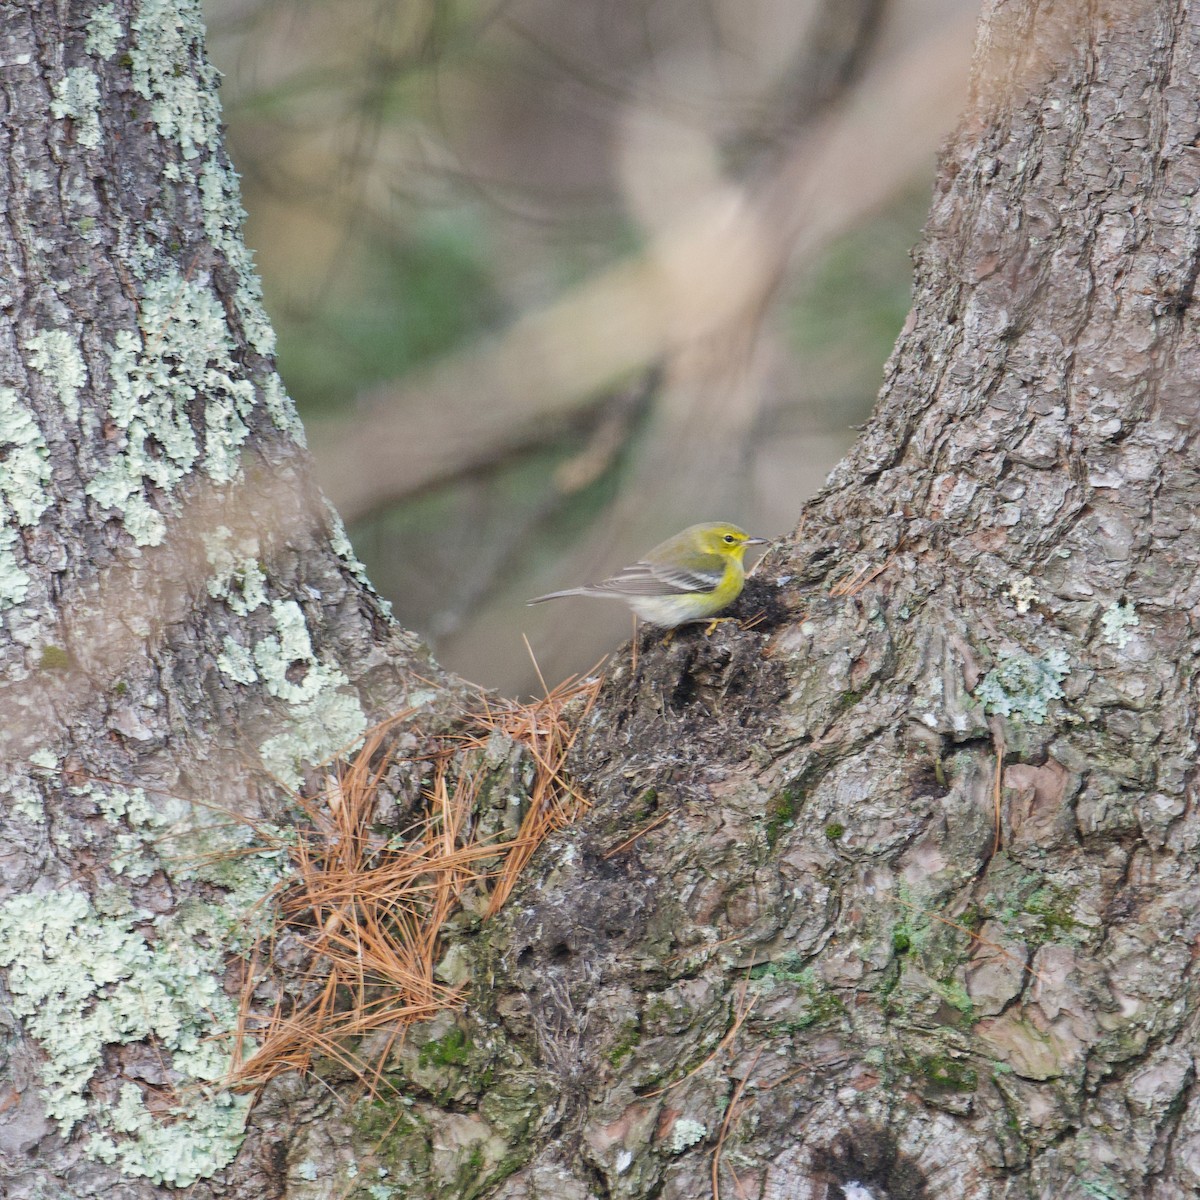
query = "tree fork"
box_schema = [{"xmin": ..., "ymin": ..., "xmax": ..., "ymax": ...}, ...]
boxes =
[{"xmin": 3, "ymin": 2, "xmax": 1200, "ymax": 1199}]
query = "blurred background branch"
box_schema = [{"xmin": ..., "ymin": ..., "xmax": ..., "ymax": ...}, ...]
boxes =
[{"xmin": 205, "ymin": 0, "xmax": 977, "ymax": 693}]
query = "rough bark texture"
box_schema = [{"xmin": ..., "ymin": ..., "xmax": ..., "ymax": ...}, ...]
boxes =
[
  {"xmin": 5, "ymin": 1, "xmax": 1200, "ymax": 1199},
  {"xmin": 0, "ymin": 2, "xmax": 462, "ymax": 1195},
  {"xmin": 330, "ymin": 3, "xmax": 1200, "ymax": 1198}
]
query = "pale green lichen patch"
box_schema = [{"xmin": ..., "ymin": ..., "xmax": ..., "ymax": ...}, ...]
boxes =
[
  {"xmin": 204, "ymin": 526, "xmax": 268, "ymax": 615},
  {"xmin": 0, "ymin": 527, "xmax": 32, "ymax": 610},
  {"xmin": 88, "ymin": 1081, "xmax": 246, "ymax": 1187},
  {"xmin": 254, "ymin": 600, "xmax": 338, "ymax": 705},
  {"xmin": 25, "ymin": 330, "xmax": 88, "ymax": 419},
  {"xmin": 76, "ymin": 782, "xmax": 170, "ymax": 878},
  {"xmin": 217, "ymin": 635, "xmax": 258, "ymax": 684},
  {"xmin": 86, "ymin": 268, "xmax": 256, "ymax": 545},
  {"xmin": 86, "ymin": 4, "xmax": 122, "ymax": 58},
  {"xmin": 253, "ymin": 601, "xmax": 368, "ymax": 786},
  {"xmin": 5, "ymin": 752, "xmax": 59, "ymax": 823},
  {"xmin": 0, "ymin": 388, "xmax": 52, "ymax": 525},
  {"xmin": 50, "ymin": 66, "xmax": 103, "ymax": 149},
  {"xmin": 1100, "ymin": 602, "xmax": 1138, "ymax": 649},
  {"xmin": 115, "ymin": 0, "xmax": 306, "ymax": 462},
  {"xmin": 204, "ymin": 543, "xmax": 368, "ymax": 781},
  {"xmin": 667, "ymin": 1117, "xmax": 707, "ymax": 1153},
  {"xmin": 0, "ymin": 777, "xmax": 288, "ymax": 1187},
  {"xmin": 261, "ymin": 371, "xmax": 306, "ymax": 443},
  {"xmin": 199, "ymin": 161, "xmax": 278, "ymax": 360},
  {"xmin": 326, "ymin": 500, "xmax": 385, "ymax": 606},
  {"xmin": 0, "ymin": 387, "xmax": 52, "ymax": 608},
  {"xmin": 129, "ymin": 0, "xmax": 291, "ymax": 394},
  {"xmin": 130, "ymin": 0, "xmax": 220, "ymax": 161},
  {"xmin": 0, "ymin": 889, "xmax": 250, "ymax": 1185},
  {"xmin": 259, "ymin": 686, "xmax": 368, "ymax": 790},
  {"xmin": 975, "ymin": 648, "xmax": 1069, "ymax": 724},
  {"xmin": 5, "ymin": 771, "xmax": 46, "ymax": 823}
]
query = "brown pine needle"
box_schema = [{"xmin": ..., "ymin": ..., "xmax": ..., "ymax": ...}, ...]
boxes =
[
  {"xmin": 479, "ymin": 674, "xmax": 601, "ymax": 917},
  {"xmin": 828, "ymin": 553, "xmax": 896, "ymax": 598},
  {"xmin": 991, "ymin": 723, "xmax": 1006, "ymax": 856},
  {"xmin": 226, "ymin": 677, "xmax": 603, "ymax": 1094},
  {"xmin": 603, "ymin": 808, "xmax": 676, "ymax": 858},
  {"xmin": 522, "ymin": 632, "xmax": 551, "ymax": 699},
  {"xmin": 643, "ymin": 982, "xmax": 758, "ymax": 1099},
  {"xmin": 711, "ymin": 1048, "xmax": 763, "ymax": 1200}
]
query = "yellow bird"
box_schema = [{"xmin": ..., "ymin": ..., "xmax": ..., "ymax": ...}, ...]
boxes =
[{"xmin": 527, "ymin": 522, "xmax": 767, "ymax": 628}]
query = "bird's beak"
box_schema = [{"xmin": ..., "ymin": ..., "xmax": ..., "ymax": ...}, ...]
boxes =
[{"xmin": 746, "ymin": 536, "xmax": 769, "ymax": 545}]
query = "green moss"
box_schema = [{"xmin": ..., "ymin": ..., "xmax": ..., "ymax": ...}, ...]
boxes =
[
  {"xmin": 877, "ymin": 961, "xmax": 900, "ymax": 1002},
  {"xmin": 607, "ymin": 1019, "xmax": 641, "ymax": 1066},
  {"xmin": 749, "ymin": 953, "xmax": 809, "ymax": 983},
  {"xmin": 765, "ymin": 787, "xmax": 801, "ymax": 846},
  {"xmin": 350, "ymin": 1071, "xmax": 542, "ymax": 1200},
  {"xmin": 824, "ymin": 822, "xmax": 845, "ymax": 841},
  {"xmin": 114, "ymin": 680, "xmax": 128, "ymax": 696},
  {"xmin": 354, "ymin": 1096, "xmax": 420, "ymax": 1144},
  {"xmin": 418, "ymin": 1027, "xmax": 471, "ymax": 1069},
  {"xmin": 785, "ymin": 989, "xmax": 845, "ymax": 1032},
  {"xmin": 633, "ymin": 786, "xmax": 658, "ymax": 814},
  {"xmin": 454, "ymin": 1144, "xmax": 488, "ymax": 1194},
  {"xmin": 1022, "ymin": 885, "xmax": 1077, "ymax": 943},
  {"xmin": 752, "ymin": 959, "xmax": 844, "ymax": 1030},
  {"xmin": 916, "ymin": 1053, "xmax": 977, "ymax": 1093},
  {"xmin": 1080, "ymin": 1175, "xmax": 1128, "ymax": 1200},
  {"xmin": 932, "ymin": 979, "xmax": 975, "ymax": 1021},
  {"xmin": 39, "ymin": 645, "xmax": 70, "ymax": 670},
  {"xmin": 833, "ymin": 687, "xmax": 867, "ymax": 715},
  {"xmin": 955, "ymin": 904, "xmax": 982, "ymax": 932},
  {"xmin": 984, "ymin": 875, "xmax": 1078, "ymax": 947},
  {"xmin": 891, "ymin": 927, "xmax": 912, "ymax": 954}
]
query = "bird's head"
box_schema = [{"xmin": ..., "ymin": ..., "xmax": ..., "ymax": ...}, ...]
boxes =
[{"xmin": 690, "ymin": 523, "xmax": 769, "ymax": 561}]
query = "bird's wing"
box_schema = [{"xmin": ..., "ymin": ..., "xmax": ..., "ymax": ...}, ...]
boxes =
[{"xmin": 585, "ymin": 557, "xmax": 724, "ymax": 597}]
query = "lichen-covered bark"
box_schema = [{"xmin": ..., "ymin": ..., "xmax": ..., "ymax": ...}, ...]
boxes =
[
  {"xmin": 338, "ymin": 3, "xmax": 1200, "ymax": 1198},
  {"xmin": 0, "ymin": 2, "xmax": 462, "ymax": 1195},
  {"xmin": 6, "ymin": 1, "xmax": 1200, "ymax": 1198}
]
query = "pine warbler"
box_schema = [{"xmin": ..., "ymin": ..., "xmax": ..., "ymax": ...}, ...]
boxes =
[{"xmin": 527, "ymin": 522, "xmax": 767, "ymax": 628}]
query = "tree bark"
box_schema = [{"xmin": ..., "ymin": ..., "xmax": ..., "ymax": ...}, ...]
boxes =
[
  {"xmin": 0, "ymin": 2, "xmax": 464, "ymax": 1195},
  {"xmin": 4, "ymin": 1, "xmax": 1200, "ymax": 1199},
  {"xmin": 363, "ymin": 2, "xmax": 1200, "ymax": 1198}
]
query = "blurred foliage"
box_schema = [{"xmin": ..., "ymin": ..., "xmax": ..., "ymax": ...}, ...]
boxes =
[
  {"xmin": 785, "ymin": 186, "xmax": 932, "ymax": 428},
  {"xmin": 203, "ymin": 0, "xmax": 968, "ymax": 691},
  {"xmin": 275, "ymin": 215, "xmax": 501, "ymax": 415}
]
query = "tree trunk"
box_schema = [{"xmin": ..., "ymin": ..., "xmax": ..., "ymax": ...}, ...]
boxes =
[
  {"xmin": 0, "ymin": 2, "xmax": 464, "ymax": 1195},
  {"xmin": 4, "ymin": 1, "xmax": 1200, "ymax": 1199},
  {"xmin": 371, "ymin": 3, "xmax": 1200, "ymax": 1198}
]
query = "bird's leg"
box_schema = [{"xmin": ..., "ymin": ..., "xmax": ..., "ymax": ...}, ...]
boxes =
[{"xmin": 702, "ymin": 616, "xmax": 736, "ymax": 636}]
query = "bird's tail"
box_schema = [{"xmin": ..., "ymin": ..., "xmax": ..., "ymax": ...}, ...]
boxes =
[{"xmin": 526, "ymin": 588, "xmax": 588, "ymax": 606}]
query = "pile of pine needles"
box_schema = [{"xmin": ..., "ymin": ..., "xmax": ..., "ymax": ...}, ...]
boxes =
[{"xmin": 227, "ymin": 674, "xmax": 599, "ymax": 1093}]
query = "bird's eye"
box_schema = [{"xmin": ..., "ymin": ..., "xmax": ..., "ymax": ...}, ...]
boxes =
[{"xmin": 723, "ymin": 534, "xmax": 736, "ymax": 544}]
